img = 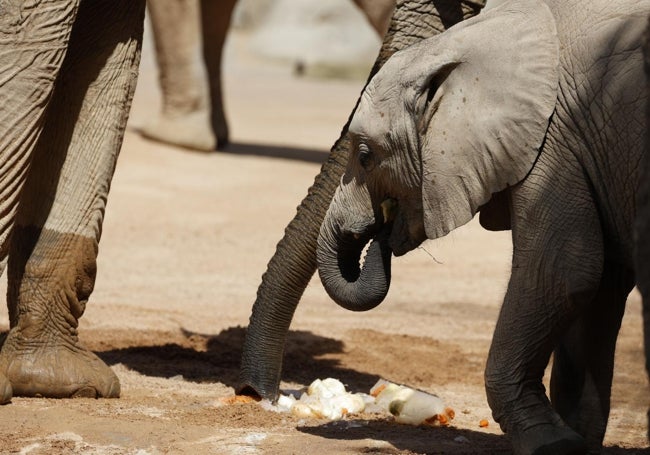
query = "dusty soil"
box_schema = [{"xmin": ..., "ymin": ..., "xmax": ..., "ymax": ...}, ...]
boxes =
[{"xmin": 1, "ymin": 29, "xmax": 649, "ymax": 455}]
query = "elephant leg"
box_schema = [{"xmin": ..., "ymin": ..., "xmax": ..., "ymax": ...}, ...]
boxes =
[
  {"xmin": 199, "ymin": 0, "xmax": 238, "ymax": 149},
  {"xmin": 0, "ymin": 0, "xmax": 82, "ymax": 404},
  {"xmin": 140, "ymin": 0, "xmax": 217, "ymax": 151},
  {"xmin": 0, "ymin": 0, "xmax": 145, "ymax": 399},
  {"xmin": 550, "ymin": 263, "xmax": 633, "ymax": 453},
  {"xmin": 485, "ymin": 148, "xmax": 604, "ymax": 455}
]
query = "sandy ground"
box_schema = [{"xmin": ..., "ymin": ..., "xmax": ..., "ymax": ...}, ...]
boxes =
[{"xmin": 1, "ymin": 26, "xmax": 649, "ymax": 455}]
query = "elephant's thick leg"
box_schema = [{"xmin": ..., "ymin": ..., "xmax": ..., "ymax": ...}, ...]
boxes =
[
  {"xmin": 238, "ymin": 0, "xmax": 486, "ymax": 401},
  {"xmin": 550, "ymin": 264, "xmax": 633, "ymax": 453},
  {"xmin": 199, "ymin": 0, "xmax": 237, "ymax": 149},
  {"xmin": 0, "ymin": 0, "xmax": 145, "ymax": 398},
  {"xmin": 0, "ymin": 0, "xmax": 82, "ymax": 404},
  {"xmin": 485, "ymin": 148, "xmax": 604, "ymax": 455},
  {"xmin": 140, "ymin": 0, "xmax": 217, "ymax": 151}
]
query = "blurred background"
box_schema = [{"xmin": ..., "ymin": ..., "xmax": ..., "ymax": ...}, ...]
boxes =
[{"xmin": 129, "ymin": 0, "xmax": 386, "ymax": 153}]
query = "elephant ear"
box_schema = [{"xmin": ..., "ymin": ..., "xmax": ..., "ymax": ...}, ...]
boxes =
[{"xmin": 412, "ymin": 0, "xmax": 559, "ymax": 239}]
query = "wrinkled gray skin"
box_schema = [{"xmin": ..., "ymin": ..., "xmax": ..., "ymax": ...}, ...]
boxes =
[
  {"xmin": 238, "ymin": 0, "xmax": 485, "ymax": 399},
  {"xmin": 635, "ymin": 15, "xmax": 650, "ymax": 444},
  {"xmin": 139, "ymin": 0, "xmax": 396, "ymax": 152},
  {"xmin": 316, "ymin": 0, "xmax": 648, "ymax": 453},
  {"xmin": 0, "ymin": 1, "xmax": 146, "ymax": 404}
]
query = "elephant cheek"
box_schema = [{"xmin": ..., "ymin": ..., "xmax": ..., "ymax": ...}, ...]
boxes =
[{"xmin": 388, "ymin": 207, "xmax": 426, "ymax": 257}]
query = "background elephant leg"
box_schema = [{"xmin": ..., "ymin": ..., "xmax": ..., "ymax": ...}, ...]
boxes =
[
  {"xmin": 0, "ymin": 0, "xmax": 81, "ymax": 405},
  {"xmin": 199, "ymin": 0, "xmax": 238, "ymax": 149},
  {"xmin": 485, "ymin": 148, "xmax": 604, "ymax": 455},
  {"xmin": 550, "ymin": 264, "xmax": 633, "ymax": 453},
  {"xmin": 237, "ymin": 0, "xmax": 486, "ymax": 401},
  {"xmin": 140, "ymin": 0, "xmax": 217, "ymax": 151},
  {"xmin": 0, "ymin": 0, "xmax": 145, "ymax": 399},
  {"xmin": 351, "ymin": 0, "xmax": 395, "ymax": 37}
]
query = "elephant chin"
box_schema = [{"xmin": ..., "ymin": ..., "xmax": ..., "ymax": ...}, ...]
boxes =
[{"xmin": 317, "ymin": 225, "xmax": 393, "ymax": 312}]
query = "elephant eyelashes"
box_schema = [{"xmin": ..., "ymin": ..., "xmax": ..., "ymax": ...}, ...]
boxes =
[{"xmin": 358, "ymin": 143, "xmax": 375, "ymax": 171}]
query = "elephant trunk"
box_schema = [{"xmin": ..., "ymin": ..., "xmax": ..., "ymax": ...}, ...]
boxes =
[
  {"xmin": 317, "ymin": 216, "xmax": 392, "ymax": 312},
  {"xmin": 237, "ymin": 0, "xmax": 485, "ymax": 401}
]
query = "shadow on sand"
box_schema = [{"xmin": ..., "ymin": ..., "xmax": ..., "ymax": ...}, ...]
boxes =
[
  {"xmin": 223, "ymin": 141, "xmax": 330, "ymax": 164},
  {"xmin": 300, "ymin": 420, "xmax": 513, "ymax": 454},
  {"xmin": 299, "ymin": 420, "xmax": 650, "ymax": 455},
  {"xmin": 96, "ymin": 326, "xmax": 380, "ymax": 393},
  {"xmin": 1, "ymin": 326, "xmax": 647, "ymax": 454}
]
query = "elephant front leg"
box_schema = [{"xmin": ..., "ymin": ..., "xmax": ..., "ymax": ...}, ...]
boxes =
[
  {"xmin": 550, "ymin": 264, "xmax": 634, "ymax": 453},
  {"xmin": 0, "ymin": 0, "xmax": 145, "ymax": 399},
  {"xmin": 485, "ymin": 156, "xmax": 605, "ymax": 455},
  {"xmin": 140, "ymin": 0, "xmax": 218, "ymax": 151},
  {"xmin": 0, "ymin": 0, "xmax": 81, "ymax": 404},
  {"xmin": 2, "ymin": 229, "xmax": 120, "ymax": 398}
]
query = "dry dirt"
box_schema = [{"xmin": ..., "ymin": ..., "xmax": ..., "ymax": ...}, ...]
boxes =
[{"xmin": 1, "ymin": 29, "xmax": 649, "ymax": 455}]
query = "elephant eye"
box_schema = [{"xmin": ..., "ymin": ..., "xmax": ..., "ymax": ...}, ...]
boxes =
[{"xmin": 358, "ymin": 143, "xmax": 374, "ymax": 171}]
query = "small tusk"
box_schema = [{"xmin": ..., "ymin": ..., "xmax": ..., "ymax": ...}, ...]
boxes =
[{"xmin": 380, "ymin": 198, "xmax": 398, "ymax": 224}]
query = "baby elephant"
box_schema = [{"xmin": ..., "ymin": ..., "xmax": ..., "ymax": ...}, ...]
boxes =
[{"xmin": 316, "ymin": 0, "xmax": 648, "ymax": 453}]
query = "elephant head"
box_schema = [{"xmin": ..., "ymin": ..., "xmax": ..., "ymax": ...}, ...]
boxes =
[{"xmin": 317, "ymin": 0, "xmax": 560, "ymax": 310}]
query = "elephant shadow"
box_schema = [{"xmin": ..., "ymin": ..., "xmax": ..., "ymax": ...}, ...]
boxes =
[
  {"xmin": 93, "ymin": 326, "xmax": 381, "ymax": 392},
  {"xmin": 222, "ymin": 141, "xmax": 329, "ymax": 164},
  {"xmin": 300, "ymin": 420, "xmax": 513, "ymax": 454},
  {"xmin": 298, "ymin": 421, "xmax": 650, "ymax": 455}
]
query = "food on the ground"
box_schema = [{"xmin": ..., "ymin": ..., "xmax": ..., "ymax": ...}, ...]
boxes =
[
  {"xmin": 256, "ymin": 377, "xmax": 454, "ymax": 426},
  {"xmin": 371, "ymin": 379, "xmax": 452, "ymax": 426},
  {"xmin": 479, "ymin": 419, "xmax": 489, "ymax": 428},
  {"xmin": 282, "ymin": 378, "xmax": 367, "ymax": 420},
  {"xmin": 219, "ymin": 395, "xmax": 260, "ymax": 405}
]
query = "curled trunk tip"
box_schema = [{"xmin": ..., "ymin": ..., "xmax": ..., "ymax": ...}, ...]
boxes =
[{"xmin": 317, "ymin": 225, "xmax": 392, "ymax": 312}]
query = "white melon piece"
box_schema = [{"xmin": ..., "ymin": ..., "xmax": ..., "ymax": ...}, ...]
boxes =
[
  {"xmin": 307, "ymin": 378, "xmax": 347, "ymax": 399},
  {"xmin": 276, "ymin": 394, "xmax": 297, "ymax": 411}
]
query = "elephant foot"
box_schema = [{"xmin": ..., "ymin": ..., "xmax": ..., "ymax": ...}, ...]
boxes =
[
  {"xmin": 510, "ymin": 422, "xmax": 587, "ymax": 455},
  {"xmin": 0, "ymin": 373, "xmax": 12, "ymax": 404},
  {"xmin": 139, "ymin": 111, "xmax": 228, "ymax": 151},
  {"xmin": 0, "ymin": 332, "xmax": 120, "ymax": 399}
]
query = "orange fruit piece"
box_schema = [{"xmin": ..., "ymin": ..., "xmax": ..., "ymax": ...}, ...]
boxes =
[{"xmin": 220, "ymin": 395, "xmax": 260, "ymax": 405}]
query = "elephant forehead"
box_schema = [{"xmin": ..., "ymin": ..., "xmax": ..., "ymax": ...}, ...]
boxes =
[{"xmin": 351, "ymin": 87, "xmax": 409, "ymax": 143}]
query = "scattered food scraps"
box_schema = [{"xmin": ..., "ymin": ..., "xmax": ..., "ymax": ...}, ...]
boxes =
[
  {"xmin": 248, "ymin": 378, "xmax": 454, "ymax": 426},
  {"xmin": 371, "ymin": 379, "xmax": 453, "ymax": 426},
  {"xmin": 219, "ymin": 395, "xmax": 260, "ymax": 405}
]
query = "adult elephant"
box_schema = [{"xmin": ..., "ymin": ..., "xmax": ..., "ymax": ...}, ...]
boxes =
[
  {"xmin": 0, "ymin": 1, "xmax": 146, "ymax": 403},
  {"xmin": 237, "ymin": 0, "xmax": 485, "ymax": 398},
  {"xmin": 315, "ymin": 0, "xmax": 647, "ymax": 454},
  {"xmin": 139, "ymin": 0, "xmax": 396, "ymax": 151}
]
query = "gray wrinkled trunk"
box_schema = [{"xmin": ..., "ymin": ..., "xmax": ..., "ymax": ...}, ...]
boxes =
[{"xmin": 317, "ymin": 219, "xmax": 392, "ymax": 312}]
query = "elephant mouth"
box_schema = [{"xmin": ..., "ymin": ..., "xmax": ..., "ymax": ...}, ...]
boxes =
[
  {"xmin": 317, "ymin": 201, "xmax": 394, "ymax": 312},
  {"xmin": 338, "ymin": 197, "xmax": 397, "ymax": 280},
  {"xmin": 338, "ymin": 222, "xmax": 393, "ymax": 283},
  {"xmin": 382, "ymin": 199, "xmax": 425, "ymax": 257}
]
